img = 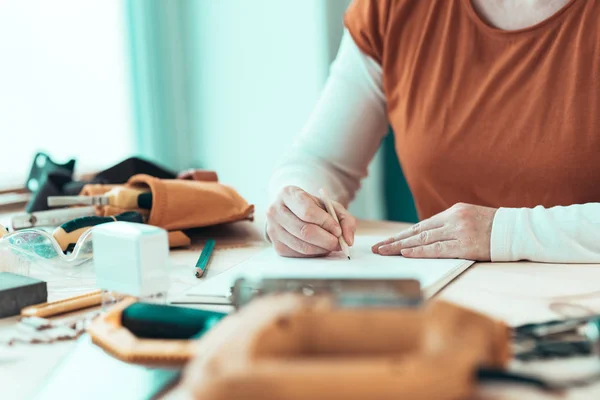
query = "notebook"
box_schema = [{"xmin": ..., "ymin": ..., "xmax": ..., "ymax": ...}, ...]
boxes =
[{"xmin": 183, "ymin": 236, "xmax": 474, "ymax": 299}]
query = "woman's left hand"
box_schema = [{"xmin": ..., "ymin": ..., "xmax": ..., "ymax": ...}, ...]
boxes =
[{"xmin": 372, "ymin": 203, "xmax": 498, "ymax": 261}]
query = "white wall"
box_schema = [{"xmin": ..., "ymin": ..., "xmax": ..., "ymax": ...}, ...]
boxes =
[
  {"xmin": 190, "ymin": 0, "xmax": 384, "ymax": 219},
  {"xmin": 0, "ymin": 0, "xmax": 133, "ymax": 187}
]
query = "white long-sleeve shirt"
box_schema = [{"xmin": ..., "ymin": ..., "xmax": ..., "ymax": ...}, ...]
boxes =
[{"xmin": 269, "ymin": 31, "xmax": 600, "ymax": 263}]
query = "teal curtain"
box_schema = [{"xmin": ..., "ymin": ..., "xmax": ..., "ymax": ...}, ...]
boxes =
[
  {"xmin": 124, "ymin": 0, "xmax": 196, "ymax": 171},
  {"xmin": 382, "ymin": 130, "xmax": 419, "ymax": 223},
  {"xmin": 123, "ymin": 1, "xmax": 417, "ymax": 223}
]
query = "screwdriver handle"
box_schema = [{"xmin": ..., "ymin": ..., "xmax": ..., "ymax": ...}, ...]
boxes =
[{"xmin": 106, "ymin": 187, "xmax": 151, "ymax": 209}]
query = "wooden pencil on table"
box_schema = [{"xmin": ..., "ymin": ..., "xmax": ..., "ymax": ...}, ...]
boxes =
[
  {"xmin": 318, "ymin": 188, "xmax": 351, "ymax": 260},
  {"xmin": 20, "ymin": 290, "xmax": 103, "ymax": 318},
  {"xmin": 195, "ymin": 239, "xmax": 216, "ymax": 278}
]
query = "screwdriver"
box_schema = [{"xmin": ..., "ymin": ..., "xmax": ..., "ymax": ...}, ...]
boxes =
[
  {"xmin": 53, "ymin": 211, "xmax": 146, "ymax": 252},
  {"xmin": 48, "ymin": 187, "xmax": 153, "ymax": 210}
]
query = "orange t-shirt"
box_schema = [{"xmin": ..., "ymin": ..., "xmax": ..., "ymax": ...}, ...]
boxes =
[{"xmin": 345, "ymin": 0, "xmax": 600, "ymax": 219}]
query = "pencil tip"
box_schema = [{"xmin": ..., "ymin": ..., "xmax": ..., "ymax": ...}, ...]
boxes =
[{"xmin": 347, "ymin": 256, "xmax": 351, "ymax": 260}]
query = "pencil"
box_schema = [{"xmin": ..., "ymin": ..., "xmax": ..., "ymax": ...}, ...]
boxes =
[
  {"xmin": 20, "ymin": 290, "xmax": 103, "ymax": 318},
  {"xmin": 318, "ymin": 188, "xmax": 351, "ymax": 260},
  {"xmin": 195, "ymin": 239, "xmax": 216, "ymax": 278}
]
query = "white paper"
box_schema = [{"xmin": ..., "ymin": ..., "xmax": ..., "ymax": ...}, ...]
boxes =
[{"xmin": 183, "ymin": 236, "xmax": 474, "ymax": 299}]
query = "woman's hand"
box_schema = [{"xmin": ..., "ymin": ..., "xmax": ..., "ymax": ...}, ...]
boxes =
[
  {"xmin": 267, "ymin": 186, "xmax": 356, "ymax": 258},
  {"xmin": 372, "ymin": 203, "xmax": 497, "ymax": 261}
]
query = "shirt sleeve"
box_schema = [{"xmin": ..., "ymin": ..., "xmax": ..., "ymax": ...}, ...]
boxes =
[
  {"xmin": 491, "ymin": 204, "xmax": 600, "ymax": 263},
  {"xmin": 268, "ymin": 30, "xmax": 388, "ymax": 207},
  {"xmin": 344, "ymin": 0, "xmax": 392, "ymax": 64}
]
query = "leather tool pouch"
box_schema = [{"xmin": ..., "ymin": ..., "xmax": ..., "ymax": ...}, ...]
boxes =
[
  {"xmin": 126, "ymin": 174, "xmax": 254, "ymax": 231},
  {"xmin": 178, "ymin": 295, "xmax": 510, "ymax": 400},
  {"xmin": 80, "ymin": 174, "xmax": 254, "ymax": 248}
]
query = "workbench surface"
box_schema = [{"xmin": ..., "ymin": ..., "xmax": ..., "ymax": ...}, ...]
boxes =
[{"xmin": 1, "ymin": 213, "xmax": 600, "ymax": 400}]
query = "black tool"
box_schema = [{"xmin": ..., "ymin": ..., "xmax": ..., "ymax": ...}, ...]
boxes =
[{"xmin": 25, "ymin": 152, "xmax": 76, "ymax": 194}]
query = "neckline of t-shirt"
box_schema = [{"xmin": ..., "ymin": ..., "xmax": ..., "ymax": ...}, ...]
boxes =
[{"xmin": 461, "ymin": 0, "xmax": 581, "ymax": 37}]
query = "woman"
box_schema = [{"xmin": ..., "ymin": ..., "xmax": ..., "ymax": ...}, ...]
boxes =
[{"xmin": 267, "ymin": 0, "xmax": 600, "ymax": 263}]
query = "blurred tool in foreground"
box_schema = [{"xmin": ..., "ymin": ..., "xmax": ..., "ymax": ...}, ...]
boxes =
[
  {"xmin": 178, "ymin": 294, "xmax": 508, "ymax": 399},
  {"xmin": 513, "ymin": 313, "xmax": 600, "ymax": 360}
]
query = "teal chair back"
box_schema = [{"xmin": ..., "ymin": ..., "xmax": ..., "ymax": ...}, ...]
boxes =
[{"xmin": 382, "ymin": 131, "xmax": 419, "ymax": 223}]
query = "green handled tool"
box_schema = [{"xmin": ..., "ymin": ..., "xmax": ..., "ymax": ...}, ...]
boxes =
[{"xmin": 53, "ymin": 211, "xmax": 145, "ymax": 252}]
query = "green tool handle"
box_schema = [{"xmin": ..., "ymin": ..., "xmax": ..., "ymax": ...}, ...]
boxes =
[
  {"xmin": 121, "ymin": 302, "xmax": 227, "ymax": 340},
  {"xmin": 52, "ymin": 211, "xmax": 145, "ymax": 252}
]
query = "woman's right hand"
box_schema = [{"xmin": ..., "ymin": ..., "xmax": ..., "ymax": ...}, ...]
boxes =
[{"xmin": 266, "ymin": 186, "xmax": 356, "ymax": 258}]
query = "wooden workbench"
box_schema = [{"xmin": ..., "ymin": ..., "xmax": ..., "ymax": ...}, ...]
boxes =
[{"xmin": 1, "ymin": 216, "xmax": 600, "ymax": 399}]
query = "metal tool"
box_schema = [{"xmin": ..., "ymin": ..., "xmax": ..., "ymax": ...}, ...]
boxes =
[
  {"xmin": 48, "ymin": 188, "xmax": 152, "ymax": 209},
  {"xmin": 11, "ymin": 207, "xmax": 97, "ymax": 230},
  {"xmin": 173, "ymin": 278, "xmax": 423, "ymax": 310},
  {"xmin": 512, "ymin": 314, "xmax": 600, "ymax": 360},
  {"xmin": 232, "ymin": 277, "xmax": 422, "ymax": 309},
  {"xmin": 48, "ymin": 196, "xmax": 111, "ymax": 207}
]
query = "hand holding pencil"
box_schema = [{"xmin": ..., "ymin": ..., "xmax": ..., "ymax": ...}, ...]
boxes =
[
  {"xmin": 319, "ymin": 188, "xmax": 351, "ymax": 259},
  {"xmin": 266, "ymin": 186, "xmax": 356, "ymax": 258}
]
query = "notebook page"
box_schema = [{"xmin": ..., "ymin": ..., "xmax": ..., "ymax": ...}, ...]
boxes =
[{"xmin": 182, "ymin": 236, "xmax": 474, "ymax": 299}]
